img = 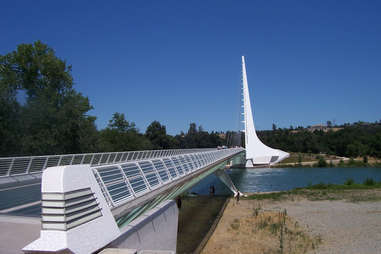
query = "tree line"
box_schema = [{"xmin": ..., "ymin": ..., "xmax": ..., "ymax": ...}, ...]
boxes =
[
  {"xmin": 258, "ymin": 122, "xmax": 381, "ymax": 158},
  {"xmin": 0, "ymin": 41, "xmax": 225, "ymax": 156}
]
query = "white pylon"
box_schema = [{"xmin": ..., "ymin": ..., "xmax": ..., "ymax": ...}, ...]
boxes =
[{"xmin": 241, "ymin": 56, "xmax": 289, "ymax": 167}]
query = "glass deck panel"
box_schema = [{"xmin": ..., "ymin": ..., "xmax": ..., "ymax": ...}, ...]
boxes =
[
  {"xmin": 138, "ymin": 161, "xmax": 155, "ymax": 174},
  {"xmin": 106, "ymin": 181, "xmax": 131, "ymax": 202},
  {"xmin": 171, "ymin": 157, "xmax": 184, "ymax": 175},
  {"xmin": 179, "ymin": 156, "xmax": 190, "ymax": 173},
  {"xmin": 145, "ymin": 172, "xmax": 160, "ymax": 187},
  {"xmin": 121, "ymin": 163, "xmax": 142, "ymax": 178},
  {"xmin": 190, "ymin": 154, "xmax": 200, "ymax": 168},
  {"xmin": 152, "ymin": 160, "xmax": 165, "ymax": 171},
  {"xmin": 97, "ymin": 166, "xmax": 124, "ymax": 184},
  {"xmin": 152, "ymin": 160, "xmax": 169, "ymax": 182},
  {"xmin": 163, "ymin": 158, "xmax": 177, "ymax": 178},
  {"xmin": 129, "ymin": 177, "xmax": 147, "ymax": 193},
  {"xmin": 158, "ymin": 170, "xmax": 169, "ymax": 182},
  {"xmin": 184, "ymin": 155, "xmax": 195, "ymax": 171}
]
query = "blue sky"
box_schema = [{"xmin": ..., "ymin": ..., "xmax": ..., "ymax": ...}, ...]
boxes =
[{"xmin": 1, "ymin": 1, "xmax": 380, "ymax": 134}]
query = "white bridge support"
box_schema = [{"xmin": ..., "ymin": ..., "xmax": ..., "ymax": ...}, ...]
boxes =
[
  {"xmin": 109, "ymin": 200, "xmax": 178, "ymax": 253},
  {"xmin": 23, "ymin": 165, "xmax": 120, "ymax": 254},
  {"xmin": 241, "ymin": 56, "xmax": 289, "ymax": 167},
  {"xmin": 23, "ymin": 165, "xmax": 179, "ymax": 254},
  {"xmin": 214, "ymin": 169, "xmax": 243, "ymax": 197}
]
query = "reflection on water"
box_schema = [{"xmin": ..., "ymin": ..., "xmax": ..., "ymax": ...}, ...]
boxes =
[{"xmin": 190, "ymin": 167, "xmax": 381, "ymax": 195}]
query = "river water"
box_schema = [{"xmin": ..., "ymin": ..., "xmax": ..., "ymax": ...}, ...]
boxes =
[{"xmin": 190, "ymin": 167, "xmax": 381, "ymax": 195}]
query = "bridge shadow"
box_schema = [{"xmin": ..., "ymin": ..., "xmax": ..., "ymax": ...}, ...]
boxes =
[{"xmin": 176, "ymin": 195, "xmax": 228, "ymax": 254}]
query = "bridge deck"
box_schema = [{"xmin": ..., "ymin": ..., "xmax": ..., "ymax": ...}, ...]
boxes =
[
  {"xmin": 2, "ymin": 148, "xmax": 244, "ymax": 254},
  {"xmin": 0, "ymin": 148, "xmax": 244, "ymax": 219}
]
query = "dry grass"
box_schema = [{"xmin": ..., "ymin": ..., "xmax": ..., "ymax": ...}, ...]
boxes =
[
  {"xmin": 280, "ymin": 152, "xmax": 337, "ymax": 164},
  {"xmin": 202, "ymin": 200, "xmax": 321, "ymax": 254}
]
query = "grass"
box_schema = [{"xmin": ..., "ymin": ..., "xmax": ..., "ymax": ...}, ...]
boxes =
[{"xmin": 247, "ymin": 192, "xmax": 289, "ymax": 201}]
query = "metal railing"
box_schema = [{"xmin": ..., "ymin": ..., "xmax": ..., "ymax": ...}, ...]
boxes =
[
  {"xmin": 0, "ymin": 148, "xmax": 216, "ymax": 177},
  {"xmin": 92, "ymin": 148, "xmax": 244, "ymax": 209}
]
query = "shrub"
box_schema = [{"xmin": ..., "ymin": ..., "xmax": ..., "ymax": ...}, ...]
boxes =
[
  {"xmin": 348, "ymin": 158, "xmax": 356, "ymax": 166},
  {"xmin": 317, "ymin": 157, "xmax": 327, "ymax": 167},
  {"xmin": 363, "ymin": 177, "xmax": 375, "ymax": 186},
  {"xmin": 310, "ymin": 182, "xmax": 329, "ymax": 189},
  {"xmin": 344, "ymin": 178, "xmax": 355, "ymax": 185}
]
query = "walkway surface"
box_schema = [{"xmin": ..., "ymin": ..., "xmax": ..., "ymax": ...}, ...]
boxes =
[
  {"xmin": 0, "ymin": 181, "xmax": 42, "ymax": 253},
  {"xmin": 0, "ymin": 181, "xmax": 41, "ymax": 217},
  {"xmin": 0, "ymin": 215, "xmax": 40, "ymax": 254}
]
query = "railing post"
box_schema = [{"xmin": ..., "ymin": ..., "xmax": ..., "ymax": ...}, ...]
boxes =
[
  {"xmin": 7, "ymin": 158, "xmax": 15, "ymax": 177},
  {"xmin": 26, "ymin": 158, "xmax": 33, "ymax": 174}
]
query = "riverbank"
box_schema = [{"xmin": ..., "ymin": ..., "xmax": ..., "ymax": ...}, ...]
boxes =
[
  {"xmin": 274, "ymin": 152, "xmax": 381, "ymax": 168},
  {"xmin": 201, "ymin": 184, "xmax": 381, "ymax": 254}
]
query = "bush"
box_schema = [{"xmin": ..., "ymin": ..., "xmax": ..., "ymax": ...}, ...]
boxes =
[
  {"xmin": 348, "ymin": 158, "xmax": 356, "ymax": 166},
  {"xmin": 344, "ymin": 178, "xmax": 355, "ymax": 185},
  {"xmin": 317, "ymin": 157, "xmax": 328, "ymax": 167},
  {"xmin": 309, "ymin": 182, "xmax": 329, "ymax": 189},
  {"xmin": 363, "ymin": 177, "xmax": 375, "ymax": 186}
]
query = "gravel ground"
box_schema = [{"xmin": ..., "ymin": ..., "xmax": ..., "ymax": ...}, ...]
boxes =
[
  {"xmin": 267, "ymin": 200, "xmax": 381, "ymax": 254},
  {"xmin": 202, "ymin": 197, "xmax": 381, "ymax": 254}
]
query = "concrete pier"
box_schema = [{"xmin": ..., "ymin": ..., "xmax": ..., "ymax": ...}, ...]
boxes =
[{"xmin": 109, "ymin": 200, "xmax": 178, "ymax": 253}]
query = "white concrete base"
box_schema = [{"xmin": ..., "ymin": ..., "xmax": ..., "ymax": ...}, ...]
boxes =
[
  {"xmin": 23, "ymin": 165, "xmax": 120, "ymax": 254},
  {"xmin": 109, "ymin": 200, "xmax": 178, "ymax": 253}
]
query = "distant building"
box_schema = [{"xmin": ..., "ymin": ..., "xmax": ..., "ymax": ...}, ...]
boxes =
[
  {"xmin": 307, "ymin": 124, "xmax": 343, "ymax": 133},
  {"xmin": 308, "ymin": 124, "xmax": 327, "ymax": 132}
]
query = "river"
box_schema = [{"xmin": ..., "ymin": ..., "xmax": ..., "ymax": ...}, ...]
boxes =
[{"xmin": 190, "ymin": 167, "xmax": 381, "ymax": 195}]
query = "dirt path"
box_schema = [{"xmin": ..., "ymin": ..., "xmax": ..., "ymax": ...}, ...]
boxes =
[{"xmin": 201, "ymin": 198, "xmax": 381, "ymax": 254}]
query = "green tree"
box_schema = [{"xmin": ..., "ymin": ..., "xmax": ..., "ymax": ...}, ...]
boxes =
[
  {"xmin": 185, "ymin": 123, "xmax": 198, "ymax": 148},
  {"xmin": 99, "ymin": 113, "xmax": 152, "ymax": 152},
  {"xmin": 145, "ymin": 121, "xmax": 170, "ymax": 149},
  {"xmin": 0, "ymin": 41, "xmax": 98, "ymax": 155},
  {"xmin": 0, "ymin": 54, "xmax": 21, "ymax": 155},
  {"xmin": 108, "ymin": 112, "xmax": 136, "ymax": 132}
]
